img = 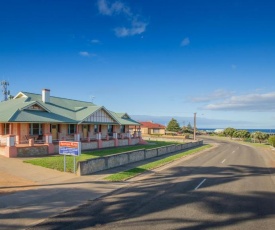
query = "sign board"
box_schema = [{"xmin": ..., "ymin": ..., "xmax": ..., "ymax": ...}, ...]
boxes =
[{"xmin": 59, "ymin": 141, "xmax": 81, "ymax": 156}]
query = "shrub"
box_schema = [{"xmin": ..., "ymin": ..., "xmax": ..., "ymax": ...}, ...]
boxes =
[{"xmin": 268, "ymin": 136, "xmax": 275, "ymax": 147}]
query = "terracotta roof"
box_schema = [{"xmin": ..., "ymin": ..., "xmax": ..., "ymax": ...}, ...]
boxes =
[{"xmin": 139, "ymin": 121, "xmax": 166, "ymax": 129}]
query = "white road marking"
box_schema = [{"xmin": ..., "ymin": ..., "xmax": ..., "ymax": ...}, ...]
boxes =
[
  {"xmin": 194, "ymin": 179, "xmax": 206, "ymax": 190},
  {"xmin": 221, "ymin": 159, "xmax": 226, "ymax": 164}
]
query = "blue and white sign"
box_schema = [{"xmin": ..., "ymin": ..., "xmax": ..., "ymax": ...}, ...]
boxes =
[{"xmin": 59, "ymin": 141, "xmax": 81, "ymax": 156}]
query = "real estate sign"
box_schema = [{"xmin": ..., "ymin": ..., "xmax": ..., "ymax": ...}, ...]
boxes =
[{"xmin": 59, "ymin": 141, "xmax": 81, "ymax": 156}]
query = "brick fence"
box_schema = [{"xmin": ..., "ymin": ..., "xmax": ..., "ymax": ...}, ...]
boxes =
[{"xmin": 77, "ymin": 140, "xmax": 203, "ymax": 176}]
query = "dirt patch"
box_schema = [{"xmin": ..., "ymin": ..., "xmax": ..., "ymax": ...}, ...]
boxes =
[{"xmin": 0, "ymin": 171, "xmax": 38, "ymax": 196}]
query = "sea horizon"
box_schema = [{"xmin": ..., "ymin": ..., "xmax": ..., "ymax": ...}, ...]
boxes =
[{"xmin": 198, "ymin": 128, "xmax": 275, "ymax": 134}]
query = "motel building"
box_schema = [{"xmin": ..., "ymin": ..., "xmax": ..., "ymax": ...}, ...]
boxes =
[{"xmin": 0, "ymin": 89, "xmax": 142, "ymax": 158}]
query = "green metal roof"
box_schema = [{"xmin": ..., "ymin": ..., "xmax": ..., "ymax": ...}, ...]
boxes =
[{"xmin": 0, "ymin": 91, "xmax": 140, "ymax": 126}]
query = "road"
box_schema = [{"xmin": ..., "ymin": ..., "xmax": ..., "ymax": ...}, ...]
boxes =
[{"xmin": 30, "ymin": 138, "xmax": 275, "ymax": 230}]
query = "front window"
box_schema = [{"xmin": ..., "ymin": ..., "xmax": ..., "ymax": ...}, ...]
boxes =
[
  {"xmin": 120, "ymin": 125, "xmax": 125, "ymax": 133},
  {"xmin": 4, "ymin": 123, "xmax": 10, "ymax": 135},
  {"xmin": 68, "ymin": 124, "xmax": 76, "ymax": 134},
  {"xmin": 153, "ymin": 129, "xmax": 160, "ymax": 134},
  {"xmin": 94, "ymin": 124, "xmax": 98, "ymax": 133},
  {"xmin": 29, "ymin": 123, "xmax": 43, "ymax": 135},
  {"xmin": 108, "ymin": 125, "xmax": 113, "ymax": 135}
]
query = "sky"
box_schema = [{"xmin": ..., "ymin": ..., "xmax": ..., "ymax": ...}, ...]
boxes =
[{"xmin": 1, "ymin": 0, "xmax": 275, "ymax": 129}]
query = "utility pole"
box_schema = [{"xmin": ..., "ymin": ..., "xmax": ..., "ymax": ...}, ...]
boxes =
[
  {"xmin": 193, "ymin": 112, "xmax": 197, "ymax": 141},
  {"xmin": 1, "ymin": 80, "xmax": 10, "ymax": 101}
]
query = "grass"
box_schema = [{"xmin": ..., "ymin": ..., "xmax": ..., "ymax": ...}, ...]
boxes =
[
  {"xmin": 105, "ymin": 144, "xmax": 212, "ymax": 181},
  {"xmin": 204, "ymin": 135, "xmax": 272, "ymax": 149},
  {"xmin": 23, "ymin": 141, "xmax": 179, "ymax": 173}
]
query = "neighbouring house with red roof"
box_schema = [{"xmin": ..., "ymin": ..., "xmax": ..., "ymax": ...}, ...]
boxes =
[{"xmin": 131, "ymin": 121, "xmax": 166, "ymax": 135}]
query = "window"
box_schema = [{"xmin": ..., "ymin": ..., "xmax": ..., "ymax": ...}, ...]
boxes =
[
  {"xmin": 68, "ymin": 124, "xmax": 76, "ymax": 134},
  {"xmin": 108, "ymin": 125, "xmax": 113, "ymax": 135},
  {"xmin": 4, "ymin": 123, "xmax": 10, "ymax": 135},
  {"xmin": 29, "ymin": 123, "xmax": 43, "ymax": 135},
  {"xmin": 153, "ymin": 129, "xmax": 160, "ymax": 134},
  {"xmin": 120, "ymin": 125, "xmax": 125, "ymax": 133},
  {"xmin": 94, "ymin": 124, "xmax": 98, "ymax": 133},
  {"xmin": 94, "ymin": 124, "xmax": 101, "ymax": 133}
]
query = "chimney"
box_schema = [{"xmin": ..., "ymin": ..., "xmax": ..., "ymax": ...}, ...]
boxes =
[{"xmin": 42, "ymin": 89, "xmax": 50, "ymax": 103}]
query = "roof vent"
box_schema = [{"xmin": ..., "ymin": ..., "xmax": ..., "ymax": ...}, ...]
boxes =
[{"xmin": 42, "ymin": 89, "xmax": 50, "ymax": 103}]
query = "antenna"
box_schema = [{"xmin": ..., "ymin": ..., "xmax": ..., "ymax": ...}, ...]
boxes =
[
  {"xmin": 1, "ymin": 80, "xmax": 10, "ymax": 101},
  {"xmin": 89, "ymin": 95, "xmax": 95, "ymax": 103}
]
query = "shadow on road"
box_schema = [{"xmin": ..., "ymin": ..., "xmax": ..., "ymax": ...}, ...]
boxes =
[{"xmin": 21, "ymin": 163, "xmax": 275, "ymax": 230}]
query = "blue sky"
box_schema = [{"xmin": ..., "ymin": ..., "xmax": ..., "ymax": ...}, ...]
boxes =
[{"xmin": 1, "ymin": 0, "xmax": 275, "ymax": 129}]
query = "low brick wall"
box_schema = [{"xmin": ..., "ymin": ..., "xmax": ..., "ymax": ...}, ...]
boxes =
[
  {"xmin": 82, "ymin": 141, "xmax": 98, "ymax": 151},
  {"xmin": 143, "ymin": 136, "xmax": 186, "ymax": 143},
  {"xmin": 131, "ymin": 138, "xmax": 140, "ymax": 145},
  {"xmin": 17, "ymin": 146, "xmax": 48, "ymax": 157},
  {"xmin": 78, "ymin": 140, "xmax": 203, "ymax": 175},
  {"xmin": 145, "ymin": 148, "xmax": 158, "ymax": 159},
  {"xmin": 0, "ymin": 147, "xmax": 5, "ymax": 156},
  {"xmin": 102, "ymin": 140, "xmax": 115, "ymax": 148},
  {"xmin": 118, "ymin": 139, "xmax": 129, "ymax": 146}
]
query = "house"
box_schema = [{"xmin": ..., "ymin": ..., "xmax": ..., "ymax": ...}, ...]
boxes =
[
  {"xmin": 0, "ymin": 89, "xmax": 142, "ymax": 157},
  {"xmin": 131, "ymin": 121, "xmax": 166, "ymax": 135}
]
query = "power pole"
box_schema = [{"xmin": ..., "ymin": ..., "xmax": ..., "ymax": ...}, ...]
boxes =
[
  {"xmin": 1, "ymin": 80, "xmax": 10, "ymax": 101},
  {"xmin": 193, "ymin": 112, "xmax": 197, "ymax": 141}
]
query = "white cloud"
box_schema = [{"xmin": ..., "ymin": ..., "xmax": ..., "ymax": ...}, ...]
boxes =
[
  {"xmin": 203, "ymin": 92, "xmax": 275, "ymax": 111},
  {"xmin": 79, "ymin": 51, "xmax": 97, "ymax": 57},
  {"xmin": 97, "ymin": 0, "xmax": 147, "ymax": 37},
  {"xmin": 114, "ymin": 20, "xmax": 147, "ymax": 37},
  {"xmin": 79, "ymin": 51, "xmax": 90, "ymax": 57},
  {"xmin": 91, "ymin": 39, "xmax": 100, "ymax": 44},
  {"xmin": 97, "ymin": 0, "xmax": 131, "ymax": 16},
  {"xmin": 190, "ymin": 89, "xmax": 234, "ymax": 103},
  {"xmin": 181, "ymin": 37, "xmax": 190, "ymax": 46}
]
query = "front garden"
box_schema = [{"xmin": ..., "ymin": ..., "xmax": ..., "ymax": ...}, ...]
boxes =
[{"xmin": 24, "ymin": 141, "xmax": 180, "ymax": 173}]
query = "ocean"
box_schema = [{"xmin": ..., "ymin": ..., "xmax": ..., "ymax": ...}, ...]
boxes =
[{"xmin": 198, "ymin": 128, "xmax": 275, "ymax": 134}]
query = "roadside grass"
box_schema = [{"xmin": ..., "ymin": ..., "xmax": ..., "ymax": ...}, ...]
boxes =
[
  {"xmin": 23, "ymin": 141, "xmax": 179, "ymax": 173},
  {"xmin": 203, "ymin": 135, "xmax": 271, "ymax": 149},
  {"xmin": 105, "ymin": 144, "xmax": 212, "ymax": 182}
]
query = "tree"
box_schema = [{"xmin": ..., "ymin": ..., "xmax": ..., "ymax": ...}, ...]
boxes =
[
  {"xmin": 166, "ymin": 118, "xmax": 181, "ymax": 132},
  {"xmin": 182, "ymin": 122, "xmax": 193, "ymax": 134},
  {"xmin": 268, "ymin": 136, "xmax": 275, "ymax": 147},
  {"xmin": 187, "ymin": 122, "xmax": 192, "ymax": 130},
  {"xmin": 223, "ymin": 127, "xmax": 237, "ymax": 139},
  {"xmin": 233, "ymin": 130, "xmax": 250, "ymax": 140},
  {"xmin": 251, "ymin": 131, "xmax": 269, "ymax": 143}
]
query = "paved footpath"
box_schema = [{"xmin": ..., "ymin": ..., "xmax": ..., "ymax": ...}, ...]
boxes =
[{"xmin": 0, "ymin": 156, "xmax": 131, "ymax": 230}]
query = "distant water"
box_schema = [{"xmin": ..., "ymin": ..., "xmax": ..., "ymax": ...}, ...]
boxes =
[{"xmin": 198, "ymin": 128, "xmax": 275, "ymax": 134}]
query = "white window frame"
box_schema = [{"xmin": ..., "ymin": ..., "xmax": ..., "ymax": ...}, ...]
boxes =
[{"xmin": 29, "ymin": 123, "xmax": 43, "ymax": 135}]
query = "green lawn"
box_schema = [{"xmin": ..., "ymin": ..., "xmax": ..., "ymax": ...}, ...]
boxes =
[
  {"xmin": 23, "ymin": 141, "xmax": 180, "ymax": 173},
  {"xmin": 105, "ymin": 144, "xmax": 212, "ymax": 181}
]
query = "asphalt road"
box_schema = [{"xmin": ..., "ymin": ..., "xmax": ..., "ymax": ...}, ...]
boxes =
[{"xmin": 30, "ymin": 138, "xmax": 275, "ymax": 230}]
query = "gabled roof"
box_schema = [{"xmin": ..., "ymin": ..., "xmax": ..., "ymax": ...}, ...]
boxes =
[
  {"xmin": 109, "ymin": 111, "xmax": 141, "ymax": 126},
  {"xmin": 0, "ymin": 90, "xmax": 140, "ymax": 126},
  {"xmin": 139, "ymin": 121, "xmax": 166, "ymax": 129}
]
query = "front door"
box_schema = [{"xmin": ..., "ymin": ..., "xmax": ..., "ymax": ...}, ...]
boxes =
[
  {"xmin": 51, "ymin": 124, "xmax": 58, "ymax": 140},
  {"xmin": 83, "ymin": 125, "xmax": 88, "ymax": 138}
]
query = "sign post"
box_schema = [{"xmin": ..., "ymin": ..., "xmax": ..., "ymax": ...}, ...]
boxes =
[{"xmin": 59, "ymin": 141, "xmax": 81, "ymax": 174}]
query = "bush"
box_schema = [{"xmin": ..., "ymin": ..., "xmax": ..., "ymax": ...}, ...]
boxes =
[{"xmin": 268, "ymin": 136, "xmax": 275, "ymax": 147}]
